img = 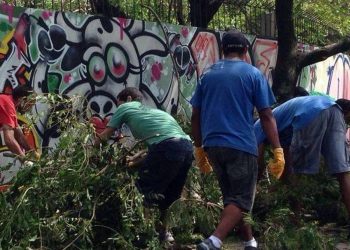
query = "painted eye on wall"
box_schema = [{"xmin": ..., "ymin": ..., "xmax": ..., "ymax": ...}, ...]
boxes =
[
  {"xmin": 88, "ymin": 54, "xmax": 106, "ymax": 85},
  {"xmin": 106, "ymin": 45, "xmax": 128, "ymax": 82}
]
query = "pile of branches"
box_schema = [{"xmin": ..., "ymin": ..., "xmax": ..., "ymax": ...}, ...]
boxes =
[
  {"xmin": 0, "ymin": 95, "xmax": 222, "ymax": 249},
  {"xmin": 0, "ymin": 94, "xmax": 348, "ymax": 249}
]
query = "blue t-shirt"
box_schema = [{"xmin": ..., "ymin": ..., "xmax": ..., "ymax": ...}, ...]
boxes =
[
  {"xmin": 190, "ymin": 59, "xmax": 275, "ymax": 156},
  {"xmin": 254, "ymin": 95, "xmax": 336, "ymax": 145}
]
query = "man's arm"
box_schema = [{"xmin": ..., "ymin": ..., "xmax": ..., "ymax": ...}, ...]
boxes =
[
  {"xmin": 258, "ymin": 108, "xmax": 281, "ymax": 148},
  {"xmin": 3, "ymin": 125, "xmax": 25, "ymax": 156},
  {"xmin": 191, "ymin": 107, "xmax": 213, "ymax": 173},
  {"xmin": 94, "ymin": 127, "xmax": 115, "ymax": 147},
  {"xmin": 14, "ymin": 127, "xmax": 31, "ymax": 152},
  {"xmin": 257, "ymin": 143, "xmax": 266, "ymax": 178},
  {"xmin": 191, "ymin": 107, "xmax": 202, "ymax": 147},
  {"xmin": 258, "ymin": 108, "xmax": 285, "ymax": 179}
]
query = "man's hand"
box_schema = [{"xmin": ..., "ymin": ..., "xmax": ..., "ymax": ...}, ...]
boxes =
[
  {"xmin": 34, "ymin": 150, "xmax": 41, "ymax": 160},
  {"xmin": 26, "ymin": 150, "xmax": 41, "ymax": 161},
  {"xmin": 126, "ymin": 150, "xmax": 147, "ymax": 168},
  {"xmin": 268, "ymin": 147, "xmax": 285, "ymax": 179},
  {"xmin": 194, "ymin": 147, "xmax": 212, "ymax": 174}
]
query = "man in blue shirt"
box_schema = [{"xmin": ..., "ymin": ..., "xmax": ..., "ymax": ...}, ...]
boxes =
[
  {"xmin": 191, "ymin": 30, "xmax": 284, "ymax": 250},
  {"xmin": 255, "ymin": 96, "xmax": 350, "ymax": 228}
]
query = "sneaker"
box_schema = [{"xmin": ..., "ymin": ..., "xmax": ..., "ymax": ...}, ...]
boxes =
[
  {"xmin": 159, "ymin": 231, "xmax": 175, "ymax": 243},
  {"xmin": 244, "ymin": 247, "xmax": 258, "ymax": 250},
  {"xmin": 197, "ymin": 238, "xmax": 220, "ymax": 250}
]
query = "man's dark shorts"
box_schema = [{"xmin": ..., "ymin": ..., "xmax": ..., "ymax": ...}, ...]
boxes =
[
  {"xmin": 136, "ymin": 137, "xmax": 193, "ymax": 210},
  {"xmin": 206, "ymin": 147, "xmax": 258, "ymax": 211}
]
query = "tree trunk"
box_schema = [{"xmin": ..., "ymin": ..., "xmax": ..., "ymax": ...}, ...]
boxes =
[
  {"xmin": 189, "ymin": 0, "xmax": 224, "ymax": 28},
  {"xmin": 273, "ymin": 0, "xmax": 350, "ymax": 102},
  {"xmin": 89, "ymin": 0, "xmax": 127, "ymax": 18},
  {"xmin": 272, "ymin": 0, "xmax": 298, "ymax": 102}
]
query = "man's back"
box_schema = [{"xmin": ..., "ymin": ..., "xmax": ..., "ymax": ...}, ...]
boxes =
[
  {"xmin": 255, "ymin": 95, "xmax": 336, "ymax": 145},
  {"xmin": 108, "ymin": 101, "xmax": 190, "ymax": 146},
  {"xmin": 191, "ymin": 59, "xmax": 275, "ymax": 156}
]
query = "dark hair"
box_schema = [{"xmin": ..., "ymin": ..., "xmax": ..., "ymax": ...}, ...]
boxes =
[
  {"xmin": 117, "ymin": 87, "xmax": 143, "ymax": 102},
  {"xmin": 12, "ymin": 84, "xmax": 33, "ymax": 100},
  {"xmin": 294, "ymin": 86, "xmax": 309, "ymax": 97},
  {"xmin": 223, "ymin": 46, "xmax": 246, "ymax": 55},
  {"xmin": 336, "ymin": 99, "xmax": 350, "ymax": 113}
]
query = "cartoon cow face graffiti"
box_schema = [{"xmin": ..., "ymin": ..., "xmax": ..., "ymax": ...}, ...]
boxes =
[{"xmin": 23, "ymin": 12, "xmax": 171, "ymax": 150}]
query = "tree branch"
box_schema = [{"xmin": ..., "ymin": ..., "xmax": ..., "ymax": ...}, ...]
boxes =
[
  {"xmin": 176, "ymin": 0, "xmax": 186, "ymax": 25},
  {"xmin": 275, "ymin": 0, "xmax": 297, "ymax": 55},
  {"xmin": 298, "ymin": 37, "xmax": 350, "ymax": 69}
]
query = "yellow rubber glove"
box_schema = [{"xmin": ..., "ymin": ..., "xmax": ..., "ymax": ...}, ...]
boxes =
[
  {"xmin": 34, "ymin": 150, "xmax": 41, "ymax": 160},
  {"xmin": 26, "ymin": 150, "xmax": 41, "ymax": 161},
  {"xmin": 194, "ymin": 147, "xmax": 213, "ymax": 174},
  {"xmin": 268, "ymin": 147, "xmax": 285, "ymax": 179}
]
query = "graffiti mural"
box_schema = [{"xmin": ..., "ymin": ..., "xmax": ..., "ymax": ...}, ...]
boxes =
[
  {"xmin": 252, "ymin": 38, "xmax": 278, "ymax": 85},
  {"xmin": 0, "ymin": 4, "xmax": 350, "ymax": 183}
]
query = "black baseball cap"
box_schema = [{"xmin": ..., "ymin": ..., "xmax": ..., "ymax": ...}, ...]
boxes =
[{"xmin": 222, "ymin": 30, "xmax": 249, "ymax": 49}]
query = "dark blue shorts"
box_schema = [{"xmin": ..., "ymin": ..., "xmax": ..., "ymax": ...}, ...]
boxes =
[
  {"xmin": 206, "ymin": 147, "xmax": 258, "ymax": 212},
  {"xmin": 136, "ymin": 137, "xmax": 193, "ymax": 210}
]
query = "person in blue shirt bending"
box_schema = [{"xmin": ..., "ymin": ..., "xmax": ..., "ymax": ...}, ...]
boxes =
[
  {"xmin": 255, "ymin": 95, "xmax": 350, "ymax": 227},
  {"xmin": 191, "ymin": 30, "xmax": 284, "ymax": 250}
]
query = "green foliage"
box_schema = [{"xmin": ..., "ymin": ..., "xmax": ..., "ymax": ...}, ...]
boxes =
[
  {"xmin": 253, "ymin": 170, "xmax": 347, "ymax": 249},
  {"xmin": 168, "ymin": 169, "xmax": 222, "ymax": 243},
  {"xmin": 0, "ymin": 94, "xmax": 159, "ymax": 249},
  {"xmin": 0, "ymin": 94, "xmax": 348, "ymax": 249}
]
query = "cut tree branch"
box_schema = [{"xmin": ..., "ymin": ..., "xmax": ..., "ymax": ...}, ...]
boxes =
[{"xmin": 298, "ymin": 37, "xmax": 350, "ymax": 69}]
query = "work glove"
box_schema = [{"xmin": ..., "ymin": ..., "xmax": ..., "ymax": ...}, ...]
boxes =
[
  {"xmin": 268, "ymin": 147, "xmax": 285, "ymax": 179},
  {"xmin": 33, "ymin": 150, "xmax": 41, "ymax": 160},
  {"xmin": 26, "ymin": 150, "xmax": 41, "ymax": 161},
  {"xmin": 194, "ymin": 147, "xmax": 213, "ymax": 174}
]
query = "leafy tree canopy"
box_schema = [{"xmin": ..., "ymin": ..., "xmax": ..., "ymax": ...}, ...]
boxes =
[{"xmin": 295, "ymin": 0, "xmax": 350, "ymax": 36}]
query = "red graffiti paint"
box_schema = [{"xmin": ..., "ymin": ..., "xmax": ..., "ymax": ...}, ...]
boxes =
[
  {"xmin": 42, "ymin": 11, "xmax": 52, "ymax": 20},
  {"xmin": 112, "ymin": 64, "xmax": 126, "ymax": 76},
  {"xmin": 151, "ymin": 62, "xmax": 162, "ymax": 82},
  {"xmin": 13, "ymin": 16, "xmax": 29, "ymax": 59},
  {"xmin": 1, "ymin": 3, "xmax": 14, "ymax": 23},
  {"xmin": 253, "ymin": 39, "xmax": 278, "ymax": 76},
  {"xmin": 90, "ymin": 116, "xmax": 110, "ymax": 134},
  {"xmin": 63, "ymin": 74, "xmax": 72, "ymax": 83},
  {"xmin": 191, "ymin": 32, "xmax": 219, "ymax": 76},
  {"xmin": 181, "ymin": 27, "xmax": 189, "ymax": 38},
  {"xmin": 94, "ymin": 69, "xmax": 105, "ymax": 81},
  {"xmin": 118, "ymin": 18, "xmax": 127, "ymax": 40}
]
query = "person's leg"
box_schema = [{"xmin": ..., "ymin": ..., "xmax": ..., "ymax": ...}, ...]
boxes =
[
  {"xmin": 198, "ymin": 147, "xmax": 258, "ymax": 249},
  {"xmin": 237, "ymin": 219, "xmax": 253, "ymax": 241},
  {"xmin": 136, "ymin": 141, "xmax": 183, "ymax": 244},
  {"xmin": 336, "ymin": 172, "xmax": 350, "ymax": 217},
  {"xmin": 157, "ymin": 147, "xmax": 193, "ymax": 242},
  {"xmin": 143, "ymin": 139, "xmax": 193, "ymax": 242},
  {"xmin": 213, "ymin": 204, "xmax": 243, "ymax": 240},
  {"xmin": 321, "ymin": 107, "xmax": 350, "ymax": 217},
  {"xmin": 235, "ymin": 219, "xmax": 258, "ymax": 249}
]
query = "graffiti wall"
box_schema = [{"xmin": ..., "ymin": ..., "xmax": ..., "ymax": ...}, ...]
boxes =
[{"xmin": 0, "ymin": 5, "xmax": 349, "ymax": 183}]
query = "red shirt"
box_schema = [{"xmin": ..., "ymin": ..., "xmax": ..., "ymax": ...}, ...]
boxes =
[{"xmin": 0, "ymin": 94, "xmax": 18, "ymax": 129}]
